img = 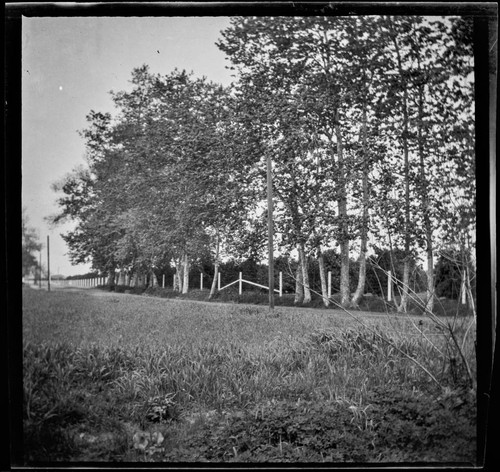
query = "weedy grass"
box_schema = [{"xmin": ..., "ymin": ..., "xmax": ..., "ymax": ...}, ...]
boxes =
[{"xmin": 22, "ymin": 287, "xmax": 476, "ymax": 464}]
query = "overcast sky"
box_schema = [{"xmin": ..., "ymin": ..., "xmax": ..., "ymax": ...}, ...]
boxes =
[{"xmin": 22, "ymin": 16, "xmax": 234, "ymax": 276}]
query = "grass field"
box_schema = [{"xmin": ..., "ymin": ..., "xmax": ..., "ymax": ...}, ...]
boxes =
[{"xmin": 22, "ymin": 286, "xmax": 477, "ymax": 464}]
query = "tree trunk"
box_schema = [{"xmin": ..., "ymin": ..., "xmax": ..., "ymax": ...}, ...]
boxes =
[
  {"xmin": 417, "ymin": 79, "xmax": 435, "ymax": 314},
  {"xmin": 464, "ymin": 266, "xmax": 476, "ymax": 316},
  {"xmin": 389, "ymin": 20, "xmax": 411, "ymax": 313},
  {"xmin": 182, "ymin": 252, "xmax": 190, "ymax": 294},
  {"xmin": 351, "ymin": 103, "xmax": 369, "ymax": 307},
  {"xmin": 107, "ymin": 268, "xmax": 116, "ymax": 289},
  {"xmin": 334, "ymin": 114, "xmax": 350, "ymax": 307},
  {"xmin": 297, "ymin": 242, "xmax": 311, "ymax": 303},
  {"xmin": 294, "ymin": 262, "xmax": 304, "ymax": 304},
  {"xmin": 399, "ymin": 261, "xmax": 410, "ymax": 312},
  {"xmin": 352, "ymin": 250, "xmax": 367, "ymax": 307},
  {"xmin": 318, "ymin": 247, "xmax": 329, "ymax": 307},
  {"xmin": 209, "ymin": 231, "xmax": 220, "ymax": 299},
  {"xmin": 173, "ymin": 257, "xmax": 182, "ymax": 292},
  {"xmin": 176, "ymin": 271, "xmax": 182, "ymax": 292}
]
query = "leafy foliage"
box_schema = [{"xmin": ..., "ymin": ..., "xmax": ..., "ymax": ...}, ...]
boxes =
[{"xmin": 51, "ymin": 16, "xmax": 475, "ymax": 309}]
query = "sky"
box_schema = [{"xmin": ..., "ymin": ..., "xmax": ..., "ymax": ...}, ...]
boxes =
[{"xmin": 22, "ymin": 16, "xmax": 234, "ymax": 276}]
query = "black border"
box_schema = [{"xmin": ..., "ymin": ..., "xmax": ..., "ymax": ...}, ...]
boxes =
[
  {"xmin": 4, "ymin": 1, "xmax": 497, "ymax": 470},
  {"xmin": 3, "ymin": 1, "xmax": 498, "ymax": 18}
]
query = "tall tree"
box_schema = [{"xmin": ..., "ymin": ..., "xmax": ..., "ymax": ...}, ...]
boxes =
[{"xmin": 22, "ymin": 208, "xmax": 42, "ymax": 278}]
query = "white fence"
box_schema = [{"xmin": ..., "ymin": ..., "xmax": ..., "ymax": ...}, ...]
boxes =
[
  {"xmin": 218, "ymin": 272, "xmax": 284, "ymax": 297},
  {"xmin": 27, "ymin": 270, "xmax": 407, "ymax": 303},
  {"xmin": 24, "ymin": 270, "xmax": 415, "ymax": 305}
]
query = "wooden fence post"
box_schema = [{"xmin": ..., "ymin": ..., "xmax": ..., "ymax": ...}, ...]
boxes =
[
  {"xmin": 162, "ymin": 274, "xmax": 165, "ymax": 289},
  {"xmin": 388, "ymin": 270, "xmax": 392, "ymax": 302},
  {"xmin": 200, "ymin": 272, "xmax": 203, "ymax": 290},
  {"xmin": 279, "ymin": 271, "xmax": 282, "ymax": 297},
  {"xmin": 218, "ymin": 272, "xmax": 221, "ymax": 291},
  {"xmin": 328, "ymin": 271, "xmax": 332, "ymax": 299},
  {"xmin": 239, "ymin": 272, "xmax": 242, "ymax": 295}
]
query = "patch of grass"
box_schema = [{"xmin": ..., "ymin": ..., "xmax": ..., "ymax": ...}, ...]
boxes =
[{"xmin": 22, "ymin": 287, "xmax": 476, "ymax": 464}]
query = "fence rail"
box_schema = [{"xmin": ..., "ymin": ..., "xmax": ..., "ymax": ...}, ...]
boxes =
[{"xmin": 218, "ymin": 272, "xmax": 283, "ymax": 296}]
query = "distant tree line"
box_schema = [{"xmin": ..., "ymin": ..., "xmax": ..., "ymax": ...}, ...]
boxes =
[{"xmin": 49, "ymin": 15, "xmax": 475, "ymax": 311}]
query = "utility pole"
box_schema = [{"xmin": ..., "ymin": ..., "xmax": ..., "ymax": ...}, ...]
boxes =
[
  {"xmin": 267, "ymin": 153, "xmax": 274, "ymax": 312},
  {"xmin": 38, "ymin": 250, "xmax": 42, "ymax": 289},
  {"xmin": 47, "ymin": 235, "xmax": 51, "ymax": 292}
]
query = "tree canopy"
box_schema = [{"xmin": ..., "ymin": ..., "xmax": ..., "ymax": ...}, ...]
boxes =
[{"xmin": 51, "ymin": 15, "xmax": 475, "ymax": 311}]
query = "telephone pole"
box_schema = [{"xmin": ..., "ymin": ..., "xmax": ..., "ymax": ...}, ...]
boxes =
[
  {"xmin": 267, "ymin": 153, "xmax": 274, "ymax": 312},
  {"xmin": 47, "ymin": 235, "xmax": 51, "ymax": 292},
  {"xmin": 38, "ymin": 250, "xmax": 42, "ymax": 289}
]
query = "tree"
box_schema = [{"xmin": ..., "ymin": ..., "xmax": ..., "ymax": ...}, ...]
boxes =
[
  {"xmin": 52, "ymin": 67, "xmax": 249, "ymax": 293},
  {"xmin": 22, "ymin": 208, "xmax": 42, "ymax": 278},
  {"xmin": 218, "ymin": 17, "xmax": 360, "ymax": 306},
  {"xmin": 50, "ymin": 17, "xmax": 475, "ymax": 313},
  {"xmin": 435, "ymin": 248, "xmax": 476, "ymax": 304}
]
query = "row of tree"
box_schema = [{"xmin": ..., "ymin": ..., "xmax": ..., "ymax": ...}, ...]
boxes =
[{"xmin": 49, "ymin": 15, "xmax": 476, "ymax": 311}]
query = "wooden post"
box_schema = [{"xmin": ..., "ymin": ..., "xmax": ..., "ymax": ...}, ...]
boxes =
[
  {"xmin": 266, "ymin": 153, "xmax": 275, "ymax": 312},
  {"xmin": 200, "ymin": 272, "xmax": 203, "ymax": 290},
  {"xmin": 328, "ymin": 271, "xmax": 331, "ymax": 299},
  {"xmin": 47, "ymin": 235, "xmax": 51, "ymax": 292},
  {"xmin": 162, "ymin": 274, "xmax": 165, "ymax": 289},
  {"xmin": 388, "ymin": 270, "xmax": 392, "ymax": 302},
  {"xmin": 218, "ymin": 272, "xmax": 221, "ymax": 291},
  {"xmin": 239, "ymin": 272, "xmax": 242, "ymax": 295},
  {"xmin": 279, "ymin": 271, "xmax": 282, "ymax": 297}
]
